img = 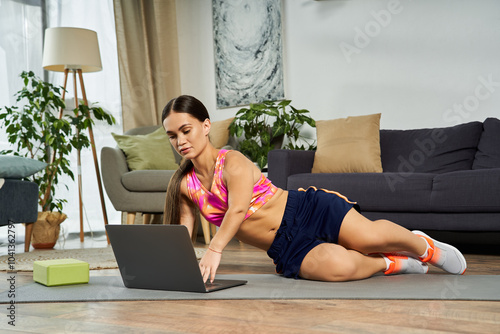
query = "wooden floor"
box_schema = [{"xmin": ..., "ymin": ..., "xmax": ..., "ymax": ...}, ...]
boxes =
[{"xmin": 1, "ymin": 230, "xmax": 500, "ymax": 333}]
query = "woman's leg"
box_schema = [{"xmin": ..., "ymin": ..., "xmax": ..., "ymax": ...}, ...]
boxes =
[
  {"xmin": 299, "ymin": 242, "xmax": 428, "ymax": 281},
  {"xmin": 298, "ymin": 243, "xmax": 387, "ymax": 281},
  {"xmin": 338, "ymin": 208, "xmax": 467, "ymax": 275},
  {"xmin": 337, "ymin": 208, "xmax": 427, "ymax": 256}
]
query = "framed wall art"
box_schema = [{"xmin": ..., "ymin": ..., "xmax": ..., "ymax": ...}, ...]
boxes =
[{"xmin": 212, "ymin": 0, "xmax": 284, "ymax": 108}]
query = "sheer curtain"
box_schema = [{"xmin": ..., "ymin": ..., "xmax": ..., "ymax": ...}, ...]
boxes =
[
  {"xmin": 0, "ymin": 0, "xmax": 44, "ymax": 144},
  {"xmin": 0, "ymin": 0, "xmax": 123, "ymax": 235}
]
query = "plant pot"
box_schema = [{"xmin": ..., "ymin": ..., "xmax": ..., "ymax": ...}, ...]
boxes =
[{"xmin": 31, "ymin": 211, "xmax": 67, "ymax": 249}]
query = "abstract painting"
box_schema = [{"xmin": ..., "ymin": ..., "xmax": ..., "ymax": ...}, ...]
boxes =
[{"xmin": 213, "ymin": 0, "xmax": 284, "ymax": 108}]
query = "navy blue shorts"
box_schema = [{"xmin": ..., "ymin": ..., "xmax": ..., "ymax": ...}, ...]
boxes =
[{"xmin": 267, "ymin": 187, "xmax": 360, "ymax": 279}]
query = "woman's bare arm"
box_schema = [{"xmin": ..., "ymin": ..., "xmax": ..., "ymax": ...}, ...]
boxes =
[{"xmin": 199, "ymin": 151, "xmax": 257, "ymax": 282}]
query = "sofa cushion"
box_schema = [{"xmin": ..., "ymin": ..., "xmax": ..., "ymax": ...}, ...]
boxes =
[
  {"xmin": 121, "ymin": 170, "xmax": 175, "ymax": 192},
  {"xmin": 209, "ymin": 117, "xmax": 234, "ymax": 149},
  {"xmin": 112, "ymin": 127, "xmax": 178, "ymax": 171},
  {"xmin": 312, "ymin": 113, "xmax": 382, "ymax": 173},
  {"xmin": 287, "ymin": 172, "xmax": 435, "ymax": 212},
  {"xmin": 430, "ymin": 169, "xmax": 500, "ymax": 212},
  {"xmin": 472, "ymin": 117, "xmax": 500, "ymax": 169},
  {"xmin": 362, "ymin": 212, "xmax": 500, "ymax": 231},
  {"xmin": 380, "ymin": 121, "xmax": 483, "ymax": 174}
]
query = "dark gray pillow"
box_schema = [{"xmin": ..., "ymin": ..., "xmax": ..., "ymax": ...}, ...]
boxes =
[
  {"xmin": 472, "ymin": 118, "xmax": 500, "ymax": 169},
  {"xmin": 380, "ymin": 121, "xmax": 483, "ymax": 173}
]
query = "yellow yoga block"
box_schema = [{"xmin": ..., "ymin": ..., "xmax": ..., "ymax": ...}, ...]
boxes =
[{"xmin": 33, "ymin": 259, "xmax": 89, "ymax": 286}]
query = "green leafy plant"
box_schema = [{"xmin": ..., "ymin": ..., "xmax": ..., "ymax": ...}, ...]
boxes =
[
  {"xmin": 0, "ymin": 71, "xmax": 115, "ymax": 212},
  {"xmin": 229, "ymin": 100, "xmax": 316, "ymax": 170}
]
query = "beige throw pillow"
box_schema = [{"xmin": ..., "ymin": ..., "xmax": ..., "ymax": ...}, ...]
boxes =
[
  {"xmin": 209, "ymin": 117, "xmax": 234, "ymax": 149},
  {"xmin": 312, "ymin": 113, "xmax": 383, "ymax": 173},
  {"xmin": 112, "ymin": 127, "xmax": 178, "ymax": 171}
]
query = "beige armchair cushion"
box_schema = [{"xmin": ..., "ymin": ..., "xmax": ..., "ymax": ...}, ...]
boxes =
[{"xmin": 312, "ymin": 113, "xmax": 383, "ymax": 173}]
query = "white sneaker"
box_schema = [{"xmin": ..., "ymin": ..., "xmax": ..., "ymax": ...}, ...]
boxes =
[{"xmin": 412, "ymin": 230, "xmax": 467, "ymax": 275}]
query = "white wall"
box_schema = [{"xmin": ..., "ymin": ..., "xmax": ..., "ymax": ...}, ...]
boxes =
[{"xmin": 176, "ymin": 0, "xmax": 500, "ymax": 131}]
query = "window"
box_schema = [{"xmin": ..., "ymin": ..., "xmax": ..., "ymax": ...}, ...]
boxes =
[{"xmin": 1, "ymin": 0, "xmax": 123, "ymax": 234}]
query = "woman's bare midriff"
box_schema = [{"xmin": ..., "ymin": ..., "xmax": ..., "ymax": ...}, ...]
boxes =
[{"xmin": 234, "ymin": 189, "xmax": 289, "ymax": 251}]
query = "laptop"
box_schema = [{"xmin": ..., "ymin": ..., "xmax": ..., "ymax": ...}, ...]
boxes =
[{"xmin": 106, "ymin": 224, "xmax": 247, "ymax": 293}]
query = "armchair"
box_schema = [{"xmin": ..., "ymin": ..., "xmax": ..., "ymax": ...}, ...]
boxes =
[{"xmin": 101, "ymin": 126, "xmax": 173, "ymax": 225}]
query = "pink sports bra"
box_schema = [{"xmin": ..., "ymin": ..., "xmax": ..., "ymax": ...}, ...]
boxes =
[{"xmin": 185, "ymin": 150, "xmax": 278, "ymax": 226}]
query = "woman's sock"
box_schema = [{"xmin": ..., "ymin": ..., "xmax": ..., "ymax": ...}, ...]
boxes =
[{"xmin": 382, "ymin": 254, "xmax": 429, "ymax": 275}]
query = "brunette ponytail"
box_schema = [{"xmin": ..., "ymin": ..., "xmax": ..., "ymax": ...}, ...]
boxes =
[{"xmin": 163, "ymin": 158, "xmax": 194, "ymax": 225}]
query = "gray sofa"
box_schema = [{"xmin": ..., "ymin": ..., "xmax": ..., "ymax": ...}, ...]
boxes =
[{"xmin": 268, "ymin": 118, "xmax": 500, "ymax": 232}]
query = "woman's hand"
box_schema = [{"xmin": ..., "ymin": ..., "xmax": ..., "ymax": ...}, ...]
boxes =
[{"xmin": 199, "ymin": 248, "xmax": 222, "ymax": 283}]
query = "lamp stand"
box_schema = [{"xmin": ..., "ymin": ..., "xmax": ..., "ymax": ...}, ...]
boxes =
[{"xmin": 58, "ymin": 68, "xmax": 110, "ymax": 244}]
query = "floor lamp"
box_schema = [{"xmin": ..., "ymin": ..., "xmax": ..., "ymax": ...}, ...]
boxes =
[{"xmin": 42, "ymin": 27, "xmax": 109, "ymax": 243}]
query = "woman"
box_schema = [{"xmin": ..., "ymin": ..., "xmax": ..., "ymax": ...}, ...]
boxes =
[{"xmin": 162, "ymin": 95, "xmax": 467, "ymax": 284}]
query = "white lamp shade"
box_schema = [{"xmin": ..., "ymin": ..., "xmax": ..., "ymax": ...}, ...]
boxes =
[{"xmin": 42, "ymin": 27, "xmax": 102, "ymax": 73}]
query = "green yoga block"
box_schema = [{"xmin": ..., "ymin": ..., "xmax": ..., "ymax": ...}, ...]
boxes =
[{"xmin": 33, "ymin": 259, "xmax": 89, "ymax": 286}]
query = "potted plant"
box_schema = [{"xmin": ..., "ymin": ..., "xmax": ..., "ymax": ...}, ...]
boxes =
[
  {"xmin": 0, "ymin": 71, "xmax": 115, "ymax": 248},
  {"xmin": 229, "ymin": 100, "xmax": 316, "ymax": 169}
]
